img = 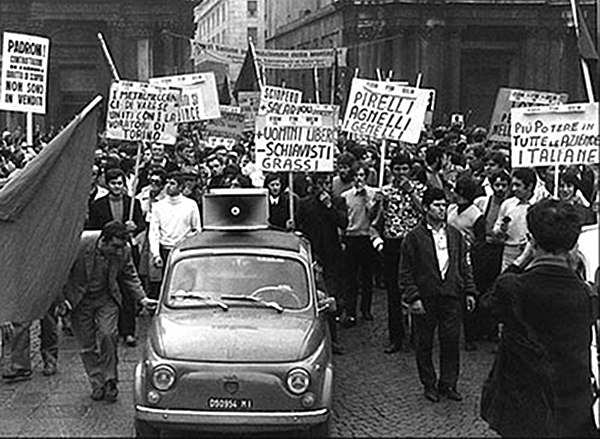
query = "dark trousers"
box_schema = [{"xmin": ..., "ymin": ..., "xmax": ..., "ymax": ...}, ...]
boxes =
[
  {"xmin": 384, "ymin": 238, "xmax": 405, "ymax": 346},
  {"xmin": 414, "ymin": 295, "xmax": 462, "ymax": 390},
  {"xmin": 345, "ymin": 236, "xmax": 374, "ymax": 317},
  {"xmin": 8, "ymin": 311, "xmax": 58, "ymax": 371},
  {"xmin": 71, "ymin": 293, "xmax": 120, "ymax": 391},
  {"xmin": 148, "ymin": 245, "xmax": 173, "ymax": 300},
  {"xmin": 118, "ymin": 244, "xmax": 140, "ymax": 338}
]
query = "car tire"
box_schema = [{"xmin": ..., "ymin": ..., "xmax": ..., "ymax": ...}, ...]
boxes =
[
  {"xmin": 134, "ymin": 419, "xmax": 159, "ymax": 438},
  {"xmin": 308, "ymin": 418, "xmax": 331, "ymax": 437}
]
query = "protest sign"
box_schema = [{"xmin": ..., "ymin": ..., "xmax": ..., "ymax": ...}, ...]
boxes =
[
  {"xmin": 258, "ymin": 85, "xmax": 303, "ymax": 115},
  {"xmin": 489, "ymin": 87, "xmax": 568, "ymax": 143},
  {"xmin": 238, "ymin": 91, "xmax": 261, "ymax": 130},
  {"xmin": 192, "ymin": 41, "xmax": 345, "ymax": 69},
  {"xmin": 105, "ymin": 80, "xmax": 180, "ymax": 145},
  {"xmin": 255, "ymin": 114, "xmax": 336, "ymax": 172},
  {"xmin": 511, "ymin": 102, "xmax": 599, "ymax": 167},
  {"xmin": 149, "ymin": 72, "xmax": 220, "ymax": 123},
  {"xmin": 205, "ymin": 105, "xmax": 245, "ymax": 139},
  {"xmin": 0, "ymin": 32, "xmax": 50, "ymax": 114},
  {"xmin": 341, "ymin": 78, "xmax": 431, "ymax": 144}
]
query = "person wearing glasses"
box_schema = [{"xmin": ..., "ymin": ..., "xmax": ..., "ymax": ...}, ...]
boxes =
[
  {"xmin": 400, "ymin": 187, "xmax": 478, "ymax": 403},
  {"xmin": 377, "ymin": 152, "xmax": 425, "ymax": 354},
  {"xmin": 64, "ymin": 221, "xmax": 157, "ymax": 403}
]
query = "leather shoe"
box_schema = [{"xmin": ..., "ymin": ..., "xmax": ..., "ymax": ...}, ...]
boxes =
[
  {"xmin": 384, "ymin": 343, "xmax": 401, "ymax": 354},
  {"xmin": 124, "ymin": 335, "xmax": 137, "ymax": 347},
  {"xmin": 90, "ymin": 387, "xmax": 105, "ymax": 401},
  {"xmin": 424, "ymin": 387, "xmax": 440, "ymax": 403},
  {"xmin": 104, "ymin": 379, "xmax": 119, "ymax": 403},
  {"xmin": 439, "ymin": 386, "xmax": 463, "ymax": 401}
]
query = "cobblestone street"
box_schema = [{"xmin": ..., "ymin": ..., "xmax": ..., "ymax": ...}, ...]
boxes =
[{"xmin": 0, "ymin": 288, "xmax": 499, "ymax": 437}]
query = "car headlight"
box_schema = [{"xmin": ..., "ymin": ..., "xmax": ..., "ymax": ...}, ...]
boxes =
[
  {"xmin": 151, "ymin": 365, "xmax": 176, "ymax": 391},
  {"xmin": 286, "ymin": 368, "xmax": 310, "ymax": 395}
]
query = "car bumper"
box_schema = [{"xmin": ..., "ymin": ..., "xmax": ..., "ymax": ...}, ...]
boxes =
[{"xmin": 135, "ymin": 405, "xmax": 329, "ymax": 430}]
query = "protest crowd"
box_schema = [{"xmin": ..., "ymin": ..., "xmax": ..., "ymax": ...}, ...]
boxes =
[{"xmin": 0, "ymin": 29, "xmax": 599, "ymax": 437}]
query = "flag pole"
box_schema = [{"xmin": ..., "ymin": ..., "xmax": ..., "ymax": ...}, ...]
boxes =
[
  {"xmin": 249, "ymin": 39, "xmax": 263, "ymax": 90},
  {"xmin": 97, "ymin": 33, "xmax": 121, "ymax": 81},
  {"xmin": 128, "ymin": 141, "xmax": 143, "ymax": 221},
  {"xmin": 313, "ymin": 65, "xmax": 321, "ymax": 104}
]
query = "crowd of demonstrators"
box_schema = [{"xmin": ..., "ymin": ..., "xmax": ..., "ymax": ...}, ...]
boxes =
[{"xmin": 0, "ymin": 115, "xmax": 598, "ymax": 423}]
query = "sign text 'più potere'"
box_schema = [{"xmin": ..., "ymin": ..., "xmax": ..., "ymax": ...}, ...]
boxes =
[
  {"xmin": 510, "ymin": 102, "xmax": 599, "ymax": 167},
  {"xmin": 0, "ymin": 32, "xmax": 50, "ymax": 114},
  {"xmin": 255, "ymin": 114, "xmax": 336, "ymax": 172},
  {"xmin": 105, "ymin": 80, "xmax": 180, "ymax": 145}
]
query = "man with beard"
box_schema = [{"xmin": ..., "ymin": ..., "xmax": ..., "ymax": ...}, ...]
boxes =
[{"xmin": 332, "ymin": 152, "xmax": 356, "ymax": 198}]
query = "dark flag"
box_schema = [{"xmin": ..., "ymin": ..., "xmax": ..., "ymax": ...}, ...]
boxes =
[
  {"xmin": 0, "ymin": 96, "xmax": 102, "ymax": 324},
  {"xmin": 234, "ymin": 44, "xmax": 261, "ymax": 101}
]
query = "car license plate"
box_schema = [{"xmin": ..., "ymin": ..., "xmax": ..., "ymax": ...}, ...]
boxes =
[{"xmin": 207, "ymin": 397, "xmax": 253, "ymax": 410}]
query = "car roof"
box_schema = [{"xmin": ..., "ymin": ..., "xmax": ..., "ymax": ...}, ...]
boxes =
[{"xmin": 177, "ymin": 229, "xmax": 310, "ymax": 255}]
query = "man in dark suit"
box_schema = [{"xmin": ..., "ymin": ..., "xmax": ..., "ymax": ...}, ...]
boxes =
[
  {"xmin": 400, "ymin": 187, "xmax": 478, "ymax": 403},
  {"xmin": 264, "ymin": 172, "xmax": 298, "ymax": 231},
  {"xmin": 64, "ymin": 221, "xmax": 156, "ymax": 402},
  {"xmin": 86, "ymin": 167, "xmax": 145, "ymax": 347}
]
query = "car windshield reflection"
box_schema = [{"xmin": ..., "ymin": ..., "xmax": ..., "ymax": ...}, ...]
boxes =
[{"xmin": 166, "ymin": 254, "xmax": 309, "ymax": 310}]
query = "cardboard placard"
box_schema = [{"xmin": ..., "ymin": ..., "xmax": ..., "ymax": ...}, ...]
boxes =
[
  {"xmin": 341, "ymin": 78, "xmax": 431, "ymax": 144},
  {"xmin": 258, "ymin": 85, "xmax": 303, "ymax": 115},
  {"xmin": 149, "ymin": 72, "xmax": 220, "ymax": 122},
  {"xmin": 511, "ymin": 102, "xmax": 599, "ymax": 167},
  {"xmin": 489, "ymin": 87, "xmax": 568, "ymax": 143},
  {"xmin": 0, "ymin": 32, "xmax": 50, "ymax": 114},
  {"xmin": 105, "ymin": 80, "xmax": 180, "ymax": 145},
  {"xmin": 205, "ymin": 105, "xmax": 245, "ymax": 139},
  {"xmin": 255, "ymin": 114, "xmax": 335, "ymax": 172}
]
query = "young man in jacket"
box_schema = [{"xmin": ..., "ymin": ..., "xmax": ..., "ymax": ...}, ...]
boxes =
[{"xmin": 400, "ymin": 187, "xmax": 478, "ymax": 403}]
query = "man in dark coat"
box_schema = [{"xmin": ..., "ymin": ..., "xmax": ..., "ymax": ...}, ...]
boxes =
[
  {"xmin": 481, "ymin": 199, "xmax": 596, "ymax": 437},
  {"xmin": 297, "ymin": 173, "xmax": 348, "ymax": 354},
  {"xmin": 264, "ymin": 172, "xmax": 298, "ymax": 231},
  {"xmin": 64, "ymin": 221, "xmax": 156, "ymax": 402},
  {"xmin": 86, "ymin": 167, "xmax": 145, "ymax": 347},
  {"xmin": 400, "ymin": 187, "xmax": 478, "ymax": 403}
]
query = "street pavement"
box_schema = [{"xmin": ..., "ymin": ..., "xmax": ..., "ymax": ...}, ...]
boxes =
[{"xmin": 0, "ymin": 288, "xmax": 499, "ymax": 437}]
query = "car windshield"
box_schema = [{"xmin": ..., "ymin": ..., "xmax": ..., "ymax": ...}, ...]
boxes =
[{"xmin": 166, "ymin": 254, "xmax": 310, "ymax": 310}]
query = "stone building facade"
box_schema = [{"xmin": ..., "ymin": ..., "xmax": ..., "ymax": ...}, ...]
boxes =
[
  {"xmin": 267, "ymin": 0, "xmax": 598, "ymax": 127},
  {"xmin": 0, "ymin": 0, "xmax": 196, "ymax": 130}
]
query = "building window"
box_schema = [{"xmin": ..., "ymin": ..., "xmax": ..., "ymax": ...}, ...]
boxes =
[
  {"xmin": 248, "ymin": 0, "xmax": 257, "ymax": 18},
  {"xmin": 247, "ymin": 27, "xmax": 258, "ymax": 43}
]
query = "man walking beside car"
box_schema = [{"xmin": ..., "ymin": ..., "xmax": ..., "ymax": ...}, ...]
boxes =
[
  {"xmin": 64, "ymin": 221, "xmax": 157, "ymax": 402},
  {"xmin": 400, "ymin": 187, "xmax": 478, "ymax": 403}
]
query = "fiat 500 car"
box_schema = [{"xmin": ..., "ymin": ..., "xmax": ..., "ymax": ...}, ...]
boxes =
[{"xmin": 133, "ymin": 191, "xmax": 335, "ymax": 437}]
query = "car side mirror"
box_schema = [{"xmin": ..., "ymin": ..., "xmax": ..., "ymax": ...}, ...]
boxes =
[{"xmin": 317, "ymin": 290, "xmax": 336, "ymax": 313}]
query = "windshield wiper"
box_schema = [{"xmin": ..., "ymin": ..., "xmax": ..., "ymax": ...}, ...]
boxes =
[
  {"xmin": 170, "ymin": 291, "xmax": 229, "ymax": 311},
  {"xmin": 219, "ymin": 295, "xmax": 284, "ymax": 313}
]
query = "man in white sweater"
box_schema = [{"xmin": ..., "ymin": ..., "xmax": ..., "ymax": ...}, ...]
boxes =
[{"xmin": 149, "ymin": 172, "xmax": 201, "ymax": 269}]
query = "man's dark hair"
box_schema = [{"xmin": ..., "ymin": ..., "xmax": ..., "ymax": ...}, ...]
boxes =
[
  {"xmin": 148, "ymin": 166, "xmax": 166, "ymax": 183},
  {"xmin": 490, "ymin": 169, "xmax": 511, "ymax": 184},
  {"xmin": 422, "ymin": 187, "xmax": 446, "ymax": 207},
  {"xmin": 104, "ymin": 167, "xmax": 125, "ymax": 185},
  {"xmin": 527, "ymin": 199, "xmax": 581, "ymax": 253},
  {"xmin": 166, "ymin": 171, "xmax": 185, "ymax": 188},
  {"xmin": 484, "ymin": 150, "xmax": 507, "ymax": 169},
  {"xmin": 349, "ymin": 160, "xmax": 370, "ymax": 179},
  {"xmin": 337, "ymin": 151, "xmax": 357, "ymax": 167},
  {"xmin": 264, "ymin": 172, "xmax": 285, "ymax": 188},
  {"xmin": 512, "ymin": 168, "xmax": 537, "ymax": 189},
  {"xmin": 390, "ymin": 152, "xmax": 412, "ymax": 168},
  {"xmin": 101, "ymin": 220, "xmax": 129, "ymax": 241},
  {"xmin": 425, "ymin": 146, "xmax": 445, "ymax": 167},
  {"xmin": 454, "ymin": 175, "xmax": 478, "ymax": 204}
]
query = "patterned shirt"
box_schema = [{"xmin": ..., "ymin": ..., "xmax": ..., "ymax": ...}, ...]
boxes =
[{"xmin": 380, "ymin": 181, "xmax": 426, "ymax": 239}]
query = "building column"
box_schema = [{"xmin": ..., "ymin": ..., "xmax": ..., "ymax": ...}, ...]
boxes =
[
  {"xmin": 107, "ymin": 19, "xmax": 127, "ymax": 80},
  {"xmin": 390, "ymin": 29, "xmax": 406, "ymax": 82},
  {"xmin": 523, "ymin": 29, "xmax": 538, "ymax": 88},
  {"xmin": 448, "ymin": 28, "xmax": 462, "ymax": 113},
  {"xmin": 547, "ymin": 27, "xmax": 565, "ymax": 92}
]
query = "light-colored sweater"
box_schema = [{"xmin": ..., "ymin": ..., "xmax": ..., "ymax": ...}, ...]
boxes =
[{"xmin": 149, "ymin": 194, "xmax": 201, "ymax": 257}]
